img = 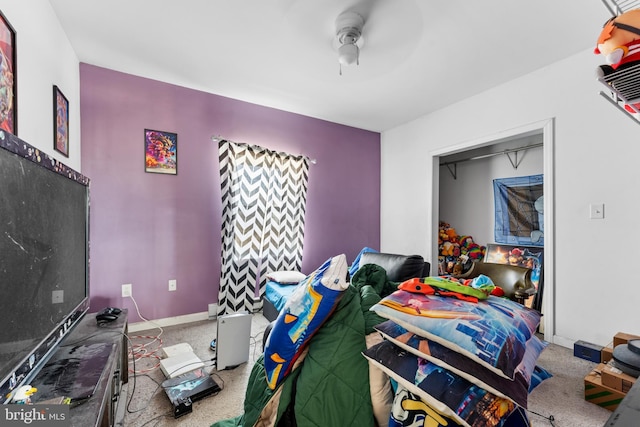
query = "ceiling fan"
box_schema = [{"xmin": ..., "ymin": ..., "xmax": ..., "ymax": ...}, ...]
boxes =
[{"xmin": 335, "ymin": 10, "xmax": 365, "ymax": 74}]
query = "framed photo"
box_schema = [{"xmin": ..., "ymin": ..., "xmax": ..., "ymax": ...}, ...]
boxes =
[
  {"xmin": 493, "ymin": 174, "xmax": 544, "ymax": 247},
  {"xmin": 53, "ymin": 85, "xmax": 69, "ymax": 157},
  {"xmin": 484, "ymin": 243, "xmax": 543, "ymax": 310},
  {"xmin": 144, "ymin": 129, "xmax": 177, "ymax": 175},
  {"xmin": 0, "ymin": 11, "xmax": 16, "ymax": 135}
]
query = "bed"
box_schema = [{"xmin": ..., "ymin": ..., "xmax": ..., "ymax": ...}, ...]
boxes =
[
  {"xmin": 263, "ymin": 279, "xmax": 300, "ymax": 321},
  {"xmin": 262, "ymin": 249, "xmax": 431, "ymax": 322},
  {"xmin": 219, "ymin": 251, "xmax": 546, "ymax": 427}
]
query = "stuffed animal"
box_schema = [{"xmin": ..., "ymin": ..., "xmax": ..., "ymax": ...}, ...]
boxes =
[
  {"xmin": 441, "ymin": 241, "xmax": 455, "ymax": 256},
  {"xmin": 445, "ymin": 227, "xmax": 458, "ymax": 244},
  {"xmin": 7, "ymin": 385, "xmax": 37, "ymax": 404},
  {"xmin": 595, "ymin": 9, "xmax": 640, "ymax": 112}
]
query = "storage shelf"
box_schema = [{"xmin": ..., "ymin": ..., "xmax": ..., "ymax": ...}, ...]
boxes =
[
  {"xmin": 597, "ymin": 0, "xmax": 640, "ymax": 124},
  {"xmin": 601, "ymin": 0, "xmax": 640, "ymax": 15},
  {"xmin": 598, "ymin": 63, "xmax": 640, "ymax": 124}
]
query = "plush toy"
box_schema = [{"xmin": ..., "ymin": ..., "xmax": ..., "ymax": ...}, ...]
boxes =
[
  {"xmin": 595, "ymin": 9, "xmax": 640, "ymax": 112},
  {"xmin": 441, "ymin": 241, "xmax": 455, "ymax": 256},
  {"xmin": 445, "ymin": 227, "xmax": 458, "ymax": 243},
  {"xmin": 7, "ymin": 385, "xmax": 37, "ymax": 404}
]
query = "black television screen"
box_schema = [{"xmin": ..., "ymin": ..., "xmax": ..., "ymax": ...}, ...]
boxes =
[{"xmin": 0, "ymin": 131, "xmax": 89, "ymax": 402}]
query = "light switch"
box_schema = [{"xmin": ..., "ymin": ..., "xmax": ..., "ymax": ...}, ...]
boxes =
[{"xmin": 590, "ymin": 203, "xmax": 604, "ymax": 219}]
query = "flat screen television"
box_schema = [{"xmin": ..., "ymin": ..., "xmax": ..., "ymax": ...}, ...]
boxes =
[{"xmin": 0, "ymin": 130, "xmax": 90, "ymax": 403}]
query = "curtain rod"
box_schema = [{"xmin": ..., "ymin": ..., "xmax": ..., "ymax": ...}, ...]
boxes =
[{"xmin": 211, "ymin": 135, "xmax": 317, "ymax": 164}]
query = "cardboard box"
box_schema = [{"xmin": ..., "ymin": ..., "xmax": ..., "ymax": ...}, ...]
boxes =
[
  {"xmin": 602, "ymin": 346, "xmax": 614, "ymax": 363},
  {"xmin": 584, "ymin": 364, "xmax": 626, "ymax": 411},
  {"xmin": 602, "ymin": 362, "xmax": 637, "ymax": 393},
  {"xmin": 613, "ymin": 332, "xmax": 640, "ymax": 348},
  {"xmin": 574, "ymin": 340, "xmax": 603, "ymax": 363}
]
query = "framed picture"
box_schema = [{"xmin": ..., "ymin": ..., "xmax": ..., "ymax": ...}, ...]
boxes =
[
  {"xmin": 484, "ymin": 243, "xmax": 543, "ymax": 310},
  {"xmin": 493, "ymin": 174, "xmax": 544, "ymax": 247},
  {"xmin": 144, "ymin": 129, "xmax": 177, "ymax": 175},
  {"xmin": 0, "ymin": 11, "xmax": 16, "ymax": 135},
  {"xmin": 53, "ymin": 85, "xmax": 69, "ymax": 157}
]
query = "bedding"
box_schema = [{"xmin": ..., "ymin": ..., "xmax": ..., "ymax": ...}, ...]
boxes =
[
  {"xmin": 389, "ymin": 386, "xmax": 456, "ymax": 427},
  {"xmin": 375, "ymin": 320, "xmax": 547, "ymax": 408},
  {"xmin": 263, "ymin": 254, "xmax": 349, "ymax": 389},
  {"xmin": 265, "ymin": 270, "xmax": 306, "ymax": 284},
  {"xmin": 219, "ymin": 249, "xmax": 547, "ymax": 427},
  {"xmin": 363, "ymin": 340, "xmax": 516, "ymax": 427},
  {"xmin": 212, "ymin": 263, "xmax": 398, "ymax": 427},
  {"xmin": 264, "ymin": 280, "xmax": 301, "ymax": 313},
  {"xmin": 371, "ymin": 289, "xmax": 542, "ymax": 380}
]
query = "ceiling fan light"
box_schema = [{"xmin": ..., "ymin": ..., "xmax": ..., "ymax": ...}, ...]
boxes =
[{"xmin": 338, "ymin": 43, "xmax": 359, "ymax": 66}]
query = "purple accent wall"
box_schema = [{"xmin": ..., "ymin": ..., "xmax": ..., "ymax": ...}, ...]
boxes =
[{"xmin": 79, "ymin": 64, "xmax": 380, "ymax": 322}]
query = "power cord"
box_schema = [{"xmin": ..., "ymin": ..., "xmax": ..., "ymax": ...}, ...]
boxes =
[{"xmin": 523, "ymin": 407, "xmax": 556, "ymax": 426}]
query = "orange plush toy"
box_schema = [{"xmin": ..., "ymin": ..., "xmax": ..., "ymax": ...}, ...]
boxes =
[{"xmin": 595, "ymin": 9, "xmax": 640, "ymax": 112}]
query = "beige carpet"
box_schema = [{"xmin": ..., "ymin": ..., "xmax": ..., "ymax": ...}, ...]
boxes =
[{"xmin": 119, "ymin": 313, "xmax": 612, "ymax": 427}]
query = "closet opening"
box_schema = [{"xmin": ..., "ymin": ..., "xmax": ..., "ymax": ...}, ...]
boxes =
[{"xmin": 429, "ymin": 119, "xmax": 555, "ymax": 342}]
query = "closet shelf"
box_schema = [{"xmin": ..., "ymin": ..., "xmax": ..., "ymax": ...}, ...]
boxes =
[{"xmin": 440, "ymin": 143, "xmax": 542, "ymax": 180}]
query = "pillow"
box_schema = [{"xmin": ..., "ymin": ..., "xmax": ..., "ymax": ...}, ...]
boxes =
[
  {"xmin": 503, "ymin": 366, "xmax": 553, "ymax": 427},
  {"xmin": 263, "ymin": 254, "xmax": 349, "ymax": 389},
  {"xmin": 375, "ymin": 319, "xmax": 548, "ymax": 409},
  {"xmin": 349, "ymin": 246, "xmax": 378, "ymax": 277},
  {"xmin": 371, "ymin": 290, "xmax": 542, "ymax": 379},
  {"xmin": 266, "ymin": 270, "xmax": 306, "ymax": 284},
  {"xmin": 365, "ymin": 332, "xmax": 394, "ymax": 427},
  {"xmin": 388, "ymin": 385, "xmax": 456, "ymax": 427},
  {"xmin": 364, "ymin": 340, "xmax": 516, "ymax": 427}
]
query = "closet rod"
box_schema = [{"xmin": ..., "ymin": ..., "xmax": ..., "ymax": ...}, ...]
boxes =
[
  {"xmin": 439, "ymin": 142, "xmax": 543, "ymax": 180},
  {"xmin": 439, "ymin": 142, "xmax": 543, "ymax": 168}
]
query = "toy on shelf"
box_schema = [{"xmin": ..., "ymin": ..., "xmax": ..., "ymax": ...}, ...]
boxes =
[{"xmin": 595, "ymin": 9, "xmax": 640, "ymax": 114}]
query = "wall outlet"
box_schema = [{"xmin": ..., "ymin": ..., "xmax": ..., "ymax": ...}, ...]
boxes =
[
  {"xmin": 169, "ymin": 279, "xmax": 177, "ymax": 291},
  {"xmin": 122, "ymin": 283, "xmax": 132, "ymax": 298},
  {"xmin": 52, "ymin": 290, "xmax": 64, "ymax": 304}
]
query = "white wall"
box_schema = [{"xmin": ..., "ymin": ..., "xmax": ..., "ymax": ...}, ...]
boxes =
[
  {"xmin": 0, "ymin": 1, "xmax": 80, "ymax": 170},
  {"xmin": 381, "ymin": 48, "xmax": 640, "ymax": 348},
  {"xmin": 439, "ymin": 143, "xmax": 543, "ymax": 247}
]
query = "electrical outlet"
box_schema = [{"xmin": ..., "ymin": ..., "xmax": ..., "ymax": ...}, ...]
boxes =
[
  {"xmin": 169, "ymin": 279, "xmax": 177, "ymax": 291},
  {"xmin": 52, "ymin": 290, "xmax": 64, "ymax": 304},
  {"xmin": 122, "ymin": 283, "xmax": 132, "ymax": 297}
]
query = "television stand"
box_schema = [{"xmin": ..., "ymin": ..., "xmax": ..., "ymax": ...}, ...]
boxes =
[{"xmin": 29, "ymin": 309, "xmax": 128, "ymax": 427}]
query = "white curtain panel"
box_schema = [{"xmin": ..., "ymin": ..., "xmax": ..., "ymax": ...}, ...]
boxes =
[{"xmin": 218, "ymin": 140, "xmax": 309, "ymax": 316}]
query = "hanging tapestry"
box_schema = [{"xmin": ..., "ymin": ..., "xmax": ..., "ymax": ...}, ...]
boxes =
[
  {"xmin": 493, "ymin": 174, "xmax": 543, "ymax": 247},
  {"xmin": 218, "ymin": 140, "xmax": 309, "ymax": 316}
]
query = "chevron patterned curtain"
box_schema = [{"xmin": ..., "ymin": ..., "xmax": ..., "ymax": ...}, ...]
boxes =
[{"xmin": 218, "ymin": 140, "xmax": 309, "ymax": 315}]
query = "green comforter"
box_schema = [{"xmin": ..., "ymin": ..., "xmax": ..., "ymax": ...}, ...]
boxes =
[{"xmin": 211, "ymin": 264, "xmax": 395, "ymax": 427}]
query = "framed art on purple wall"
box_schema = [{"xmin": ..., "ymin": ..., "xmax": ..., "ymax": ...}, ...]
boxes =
[
  {"xmin": 144, "ymin": 129, "xmax": 177, "ymax": 175},
  {"xmin": 0, "ymin": 10, "xmax": 16, "ymax": 135},
  {"xmin": 53, "ymin": 85, "xmax": 69, "ymax": 157}
]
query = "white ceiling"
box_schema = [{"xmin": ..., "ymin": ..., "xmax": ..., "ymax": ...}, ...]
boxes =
[{"xmin": 48, "ymin": 0, "xmax": 610, "ymax": 132}]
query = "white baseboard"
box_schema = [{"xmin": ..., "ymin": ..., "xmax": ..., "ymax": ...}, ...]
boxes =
[
  {"xmin": 208, "ymin": 303, "xmax": 218, "ymax": 319},
  {"xmin": 128, "ymin": 311, "xmax": 210, "ymax": 333},
  {"xmin": 552, "ymin": 334, "xmax": 576, "ymax": 349}
]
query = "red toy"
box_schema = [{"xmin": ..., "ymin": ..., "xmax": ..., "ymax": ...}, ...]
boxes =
[{"xmin": 595, "ymin": 9, "xmax": 640, "ymax": 112}]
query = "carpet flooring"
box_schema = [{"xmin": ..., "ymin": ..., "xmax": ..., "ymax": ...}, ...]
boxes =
[{"xmin": 119, "ymin": 313, "xmax": 612, "ymax": 427}]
